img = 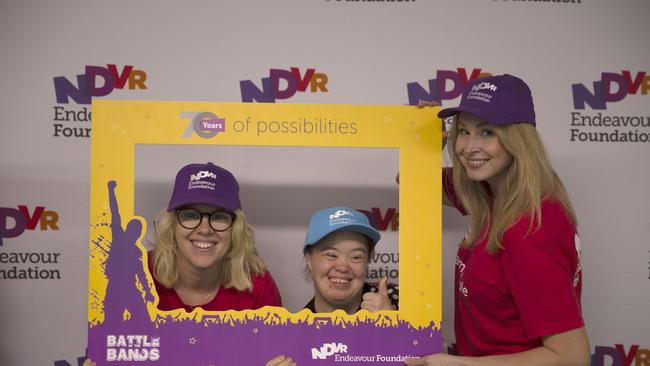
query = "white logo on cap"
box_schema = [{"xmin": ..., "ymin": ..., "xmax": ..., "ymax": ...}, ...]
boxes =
[
  {"xmin": 329, "ymin": 209, "xmax": 352, "ymax": 220},
  {"xmin": 329, "ymin": 209, "xmax": 355, "ymax": 227},
  {"xmin": 471, "ymin": 82, "xmax": 497, "ymax": 92},
  {"xmin": 467, "ymin": 82, "xmax": 497, "ymax": 103},
  {"xmin": 190, "ymin": 170, "xmax": 216, "ymax": 181},
  {"xmin": 188, "ymin": 170, "xmax": 217, "ymax": 191}
]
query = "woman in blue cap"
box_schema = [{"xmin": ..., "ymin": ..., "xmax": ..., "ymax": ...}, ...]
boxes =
[
  {"xmin": 407, "ymin": 75, "xmax": 589, "ymax": 366},
  {"xmin": 301, "ymin": 206, "xmax": 398, "ymax": 314},
  {"xmin": 266, "ymin": 207, "xmax": 399, "ymax": 366}
]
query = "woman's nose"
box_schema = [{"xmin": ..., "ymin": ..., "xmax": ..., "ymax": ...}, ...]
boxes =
[
  {"xmin": 465, "ymin": 134, "xmax": 481, "ymax": 153},
  {"xmin": 195, "ymin": 215, "xmax": 214, "ymax": 234},
  {"xmin": 333, "ymin": 258, "xmax": 351, "ymax": 272}
]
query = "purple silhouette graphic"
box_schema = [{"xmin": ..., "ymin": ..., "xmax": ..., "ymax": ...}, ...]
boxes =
[
  {"xmin": 88, "ymin": 180, "xmax": 441, "ymax": 365},
  {"xmin": 103, "ymin": 181, "xmax": 153, "ymax": 324}
]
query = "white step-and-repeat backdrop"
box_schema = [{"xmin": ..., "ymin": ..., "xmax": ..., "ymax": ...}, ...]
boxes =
[{"xmin": 1, "ymin": 1, "xmax": 648, "ymax": 365}]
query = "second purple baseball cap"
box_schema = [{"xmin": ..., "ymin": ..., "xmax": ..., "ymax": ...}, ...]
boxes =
[
  {"xmin": 167, "ymin": 162, "xmax": 241, "ymax": 212},
  {"xmin": 438, "ymin": 74, "xmax": 536, "ymax": 127}
]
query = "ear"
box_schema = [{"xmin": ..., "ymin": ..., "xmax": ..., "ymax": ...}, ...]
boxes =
[{"xmin": 304, "ymin": 253, "xmax": 312, "ymax": 272}]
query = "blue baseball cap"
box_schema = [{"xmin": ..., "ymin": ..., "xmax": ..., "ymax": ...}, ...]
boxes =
[
  {"xmin": 303, "ymin": 207, "xmax": 381, "ymax": 251},
  {"xmin": 438, "ymin": 74, "xmax": 536, "ymax": 127}
]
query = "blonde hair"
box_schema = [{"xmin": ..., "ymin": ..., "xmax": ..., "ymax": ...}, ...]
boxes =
[
  {"xmin": 449, "ymin": 118, "xmax": 577, "ymax": 253},
  {"xmin": 152, "ymin": 209, "xmax": 266, "ymax": 291}
]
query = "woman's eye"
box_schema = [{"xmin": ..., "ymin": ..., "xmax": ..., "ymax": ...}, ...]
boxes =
[
  {"xmin": 480, "ymin": 129, "xmax": 495, "ymax": 136},
  {"xmin": 458, "ymin": 128, "xmax": 469, "ymax": 135},
  {"xmin": 211, "ymin": 212, "xmax": 230, "ymax": 222},
  {"xmin": 181, "ymin": 212, "xmax": 199, "ymax": 220}
]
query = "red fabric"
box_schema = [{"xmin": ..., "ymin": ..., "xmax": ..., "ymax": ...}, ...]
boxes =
[
  {"xmin": 148, "ymin": 257, "xmax": 282, "ymax": 312},
  {"xmin": 453, "ymin": 199, "xmax": 584, "ymax": 356},
  {"xmin": 443, "ymin": 167, "xmax": 467, "ymax": 215}
]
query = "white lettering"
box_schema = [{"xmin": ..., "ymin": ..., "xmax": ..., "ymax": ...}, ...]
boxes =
[
  {"xmin": 202, "ymin": 121, "xmax": 223, "ymax": 129},
  {"xmin": 106, "ymin": 348, "xmax": 116, "ymax": 361},
  {"xmin": 190, "ymin": 170, "xmax": 217, "ymax": 181},
  {"xmin": 471, "ymin": 82, "xmax": 497, "ymax": 92},
  {"xmin": 456, "ymin": 256, "xmax": 468, "ymax": 297},
  {"xmin": 311, "ymin": 342, "xmax": 348, "ymax": 360},
  {"xmin": 106, "ymin": 335, "xmax": 116, "ymax": 347},
  {"xmin": 104, "ymin": 334, "xmax": 161, "ymax": 362},
  {"xmin": 329, "ymin": 210, "xmax": 351, "ymax": 220}
]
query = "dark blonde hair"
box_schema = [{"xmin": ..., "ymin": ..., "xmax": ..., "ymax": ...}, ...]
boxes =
[
  {"xmin": 449, "ymin": 117, "xmax": 577, "ymax": 253},
  {"xmin": 152, "ymin": 209, "xmax": 266, "ymax": 291}
]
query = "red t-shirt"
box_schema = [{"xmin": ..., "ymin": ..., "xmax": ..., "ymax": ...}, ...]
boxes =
[
  {"xmin": 445, "ymin": 171, "xmax": 584, "ymax": 356},
  {"xmin": 149, "ymin": 258, "xmax": 282, "ymax": 312}
]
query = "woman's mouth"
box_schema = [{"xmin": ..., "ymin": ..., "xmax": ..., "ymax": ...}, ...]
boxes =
[
  {"xmin": 191, "ymin": 240, "xmax": 217, "ymax": 249},
  {"xmin": 329, "ymin": 277, "xmax": 350, "ymax": 285},
  {"xmin": 466, "ymin": 158, "xmax": 489, "ymax": 168}
]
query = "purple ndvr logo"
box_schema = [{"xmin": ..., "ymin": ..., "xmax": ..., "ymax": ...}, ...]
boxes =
[
  {"xmin": 239, "ymin": 67, "xmax": 328, "ymax": 103},
  {"xmin": 53, "ymin": 64, "xmax": 147, "ymax": 105},
  {"xmin": 405, "ymin": 68, "xmax": 492, "ymax": 106},
  {"xmin": 571, "ymin": 71, "xmax": 649, "ymax": 110},
  {"xmin": 0, "ymin": 205, "xmax": 59, "ymax": 245}
]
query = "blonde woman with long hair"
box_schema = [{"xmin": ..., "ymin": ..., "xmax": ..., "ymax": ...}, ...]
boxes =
[
  {"xmin": 83, "ymin": 162, "xmax": 283, "ymax": 366},
  {"xmin": 407, "ymin": 75, "xmax": 589, "ymax": 366},
  {"xmin": 150, "ymin": 162, "xmax": 281, "ymax": 312}
]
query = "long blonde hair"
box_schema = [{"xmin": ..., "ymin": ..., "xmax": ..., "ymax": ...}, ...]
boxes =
[
  {"xmin": 152, "ymin": 209, "xmax": 266, "ymax": 291},
  {"xmin": 449, "ymin": 118, "xmax": 577, "ymax": 253}
]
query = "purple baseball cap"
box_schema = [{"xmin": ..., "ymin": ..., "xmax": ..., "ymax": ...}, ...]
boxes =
[
  {"xmin": 167, "ymin": 162, "xmax": 241, "ymax": 212},
  {"xmin": 438, "ymin": 74, "xmax": 536, "ymax": 127}
]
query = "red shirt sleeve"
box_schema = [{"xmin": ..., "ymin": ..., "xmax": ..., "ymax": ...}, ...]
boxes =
[
  {"xmin": 501, "ymin": 201, "xmax": 584, "ymax": 339},
  {"xmin": 252, "ymin": 270, "xmax": 283, "ymax": 308}
]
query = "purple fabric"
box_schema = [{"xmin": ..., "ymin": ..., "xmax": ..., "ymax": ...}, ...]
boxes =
[
  {"xmin": 87, "ymin": 180, "xmax": 442, "ymax": 365},
  {"xmin": 167, "ymin": 162, "xmax": 241, "ymax": 211},
  {"xmin": 438, "ymin": 74, "xmax": 536, "ymax": 126}
]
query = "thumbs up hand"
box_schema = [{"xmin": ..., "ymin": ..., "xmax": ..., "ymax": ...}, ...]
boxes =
[{"xmin": 361, "ymin": 277, "xmax": 395, "ymax": 312}]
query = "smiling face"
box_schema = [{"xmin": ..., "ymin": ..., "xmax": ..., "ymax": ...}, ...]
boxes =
[
  {"xmin": 305, "ymin": 231, "xmax": 371, "ymax": 313},
  {"xmin": 174, "ymin": 203, "xmax": 233, "ymax": 275},
  {"xmin": 454, "ymin": 112, "xmax": 513, "ymax": 190}
]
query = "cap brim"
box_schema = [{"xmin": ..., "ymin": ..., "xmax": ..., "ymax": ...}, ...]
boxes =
[
  {"xmin": 437, "ymin": 106, "xmax": 462, "ymax": 119},
  {"xmin": 305, "ymin": 223, "xmax": 381, "ymax": 248},
  {"xmin": 437, "ymin": 105, "xmax": 508, "ymax": 126},
  {"xmin": 167, "ymin": 196, "xmax": 239, "ymax": 212}
]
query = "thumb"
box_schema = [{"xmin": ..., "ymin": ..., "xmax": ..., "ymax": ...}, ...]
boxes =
[{"xmin": 378, "ymin": 277, "xmax": 389, "ymax": 295}]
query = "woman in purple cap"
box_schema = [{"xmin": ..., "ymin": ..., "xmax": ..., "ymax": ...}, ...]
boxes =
[
  {"xmin": 83, "ymin": 162, "xmax": 283, "ymax": 366},
  {"xmin": 149, "ymin": 162, "xmax": 282, "ymax": 312},
  {"xmin": 407, "ymin": 75, "xmax": 589, "ymax": 366}
]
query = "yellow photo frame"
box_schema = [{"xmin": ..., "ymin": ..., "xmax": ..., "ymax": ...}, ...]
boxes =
[{"xmin": 88, "ymin": 100, "xmax": 441, "ymax": 365}]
